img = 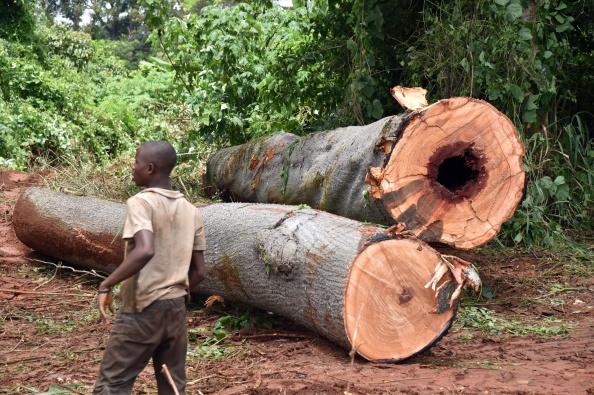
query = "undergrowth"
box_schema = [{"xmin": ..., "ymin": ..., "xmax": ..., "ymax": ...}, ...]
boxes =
[
  {"xmin": 455, "ymin": 306, "xmax": 573, "ymax": 338},
  {"xmin": 32, "ymin": 144, "xmax": 216, "ymax": 205}
]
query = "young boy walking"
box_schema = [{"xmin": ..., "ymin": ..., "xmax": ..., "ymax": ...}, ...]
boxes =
[{"xmin": 93, "ymin": 140, "xmax": 206, "ymax": 395}]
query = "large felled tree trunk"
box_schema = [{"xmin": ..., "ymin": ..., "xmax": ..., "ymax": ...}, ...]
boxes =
[
  {"xmin": 13, "ymin": 187, "xmax": 477, "ymax": 362},
  {"xmin": 204, "ymin": 98, "xmax": 526, "ymax": 249}
]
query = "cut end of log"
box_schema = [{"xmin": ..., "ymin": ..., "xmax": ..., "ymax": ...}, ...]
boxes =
[
  {"xmin": 378, "ymin": 98, "xmax": 526, "ymax": 249},
  {"xmin": 344, "ymin": 237, "xmax": 456, "ymax": 362}
]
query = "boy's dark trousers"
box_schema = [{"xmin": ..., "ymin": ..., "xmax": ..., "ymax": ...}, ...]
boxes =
[{"xmin": 93, "ymin": 297, "xmax": 187, "ymax": 395}]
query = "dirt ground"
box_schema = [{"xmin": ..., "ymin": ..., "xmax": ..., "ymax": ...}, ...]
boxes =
[{"xmin": 1, "ymin": 169, "xmax": 593, "ymax": 395}]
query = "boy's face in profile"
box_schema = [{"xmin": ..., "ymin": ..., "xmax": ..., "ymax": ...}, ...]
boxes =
[{"xmin": 131, "ymin": 146, "xmax": 152, "ymax": 187}]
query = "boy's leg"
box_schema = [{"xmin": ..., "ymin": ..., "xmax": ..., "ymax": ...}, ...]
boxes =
[
  {"xmin": 151, "ymin": 297, "xmax": 188, "ymax": 395},
  {"xmin": 93, "ymin": 309, "xmax": 165, "ymax": 394}
]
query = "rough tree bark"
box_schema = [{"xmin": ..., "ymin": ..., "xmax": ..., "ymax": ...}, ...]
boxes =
[
  {"xmin": 204, "ymin": 97, "xmax": 526, "ymax": 250},
  {"xmin": 13, "ymin": 187, "xmax": 478, "ymax": 362}
]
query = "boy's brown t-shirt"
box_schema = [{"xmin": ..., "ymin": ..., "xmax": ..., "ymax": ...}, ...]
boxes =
[{"xmin": 118, "ymin": 188, "xmax": 206, "ymax": 313}]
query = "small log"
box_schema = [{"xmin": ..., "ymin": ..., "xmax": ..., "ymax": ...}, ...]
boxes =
[
  {"xmin": 13, "ymin": 187, "xmax": 465, "ymax": 362},
  {"xmin": 204, "ymin": 98, "xmax": 526, "ymax": 249}
]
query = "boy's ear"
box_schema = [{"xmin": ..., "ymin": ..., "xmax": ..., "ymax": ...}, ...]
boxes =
[{"xmin": 148, "ymin": 163, "xmax": 155, "ymax": 174}]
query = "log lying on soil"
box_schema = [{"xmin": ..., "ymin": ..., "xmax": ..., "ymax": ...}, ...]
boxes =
[
  {"xmin": 13, "ymin": 187, "xmax": 474, "ymax": 362},
  {"xmin": 204, "ymin": 98, "xmax": 526, "ymax": 250}
]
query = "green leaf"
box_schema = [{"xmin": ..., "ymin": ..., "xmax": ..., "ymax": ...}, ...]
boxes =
[
  {"xmin": 481, "ymin": 285, "xmax": 495, "ymax": 299},
  {"xmin": 212, "ymin": 328, "xmax": 228, "ymax": 340},
  {"xmin": 371, "ymin": 99, "xmax": 383, "ymax": 119},
  {"xmin": 540, "ymin": 176, "xmax": 553, "ymax": 189},
  {"xmin": 365, "ymin": 11, "xmax": 382, "ymax": 24},
  {"xmin": 506, "ymin": 4, "xmax": 523, "ymax": 20},
  {"xmin": 553, "ymin": 176, "xmax": 565, "ymax": 185},
  {"xmin": 460, "ymin": 57, "xmax": 470, "ymax": 72},
  {"xmin": 548, "ymin": 183, "xmax": 558, "ymax": 196},
  {"xmin": 525, "ymin": 94, "xmax": 539, "ymax": 111},
  {"xmin": 493, "ymin": 0, "xmax": 509, "ymax": 5},
  {"xmin": 523, "ymin": 109, "xmax": 537, "ymax": 124},
  {"xmin": 509, "ymin": 84, "xmax": 523, "ymax": 102},
  {"xmin": 36, "ymin": 385, "xmax": 84, "ymax": 395},
  {"xmin": 346, "ymin": 38, "xmax": 357, "ymax": 51},
  {"xmin": 361, "ymin": 84, "xmax": 374, "ymax": 99},
  {"xmin": 555, "ymin": 23, "xmax": 571, "ymax": 32},
  {"xmin": 518, "ymin": 27, "xmax": 533, "ymax": 40},
  {"xmin": 198, "ymin": 116, "xmax": 210, "ymax": 126},
  {"xmin": 554, "ymin": 183, "xmax": 570, "ymax": 201},
  {"xmin": 543, "ymin": 51, "xmax": 553, "ymax": 59}
]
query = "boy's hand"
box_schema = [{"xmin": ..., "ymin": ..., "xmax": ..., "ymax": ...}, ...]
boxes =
[{"xmin": 98, "ymin": 290, "xmax": 115, "ymax": 325}]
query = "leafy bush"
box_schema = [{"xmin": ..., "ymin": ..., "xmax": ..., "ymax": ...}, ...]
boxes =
[{"xmin": 45, "ymin": 24, "xmax": 93, "ymax": 69}]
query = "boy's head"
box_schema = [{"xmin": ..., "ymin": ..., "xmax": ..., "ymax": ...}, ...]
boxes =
[{"xmin": 132, "ymin": 141, "xmax": 177, "ymax": 187}]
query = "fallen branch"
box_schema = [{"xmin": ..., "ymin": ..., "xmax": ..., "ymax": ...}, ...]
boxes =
[
  {"xmin": 162, "ymin": 364, "xmax": 180, "ymax": 395},
  {"xmin": 236, "ymin": 332, "xmax": 316, "ymax": 340},
  {"xmin": 25, "ymin": 258, "xmax": 107, "ymax": 279},
  {"xmin": 0, "ymin": 288, "xmax": 95, "ymax": 297},
  {"xmin": 2, "ymin": 355, "xmax": 46, "ymax": 365}
]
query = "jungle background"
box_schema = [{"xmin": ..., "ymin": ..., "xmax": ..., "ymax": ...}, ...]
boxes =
[
  {"xmin": 1, "ymin": 0, "xmax": 593, "ymax": 248},
  {"xmin": 1, "ymin": 0, "xmax": 593, "ymax": 393}
]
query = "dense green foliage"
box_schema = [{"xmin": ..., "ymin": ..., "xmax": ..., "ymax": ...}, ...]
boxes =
[
  {"xmin": 0, "ymin": 0, "xmax": 188, "ymax": 169},
  {"xmin": 0, "ymin": 0, "xmax": 592, "ymax": 248},
  {"xmin": 151, "ymin": 2, "xmax": 346, "ymax": 144}
]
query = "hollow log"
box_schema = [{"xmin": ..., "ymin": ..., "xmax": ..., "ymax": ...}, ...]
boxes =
[
  {"xmin": 13, "ymin": 187, "xmax": 469, "ymax": 362},
  {"xmin": 204, "ymin": 97, "xmax": 526, "ymax": 249}
]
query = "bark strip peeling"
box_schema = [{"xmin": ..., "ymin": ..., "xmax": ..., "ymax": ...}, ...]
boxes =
[
  {"xmin": 203, "ymin": 98, "xmax": 525, "ymax": 249},
  {"xmin": 14, "ymin": 187, "xmax": 461, "ymax": 362}
]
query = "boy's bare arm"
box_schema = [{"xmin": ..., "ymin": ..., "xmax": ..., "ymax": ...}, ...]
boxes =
[
  {"xmin": 99, "ymin": 229, "xmax": 155, "ymax": 291},
  {"xmin": 97, "ymin": 229, "xmax": 154, "ymax": 324},
  {"xmin": 188, "ymin": 250, "xmax": 205, "ymax": 291}
]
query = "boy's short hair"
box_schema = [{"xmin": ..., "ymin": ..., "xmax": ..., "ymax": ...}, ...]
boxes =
[{"xmin": 140, "ymin": 141, "xmax": 177, "ymax": 173}]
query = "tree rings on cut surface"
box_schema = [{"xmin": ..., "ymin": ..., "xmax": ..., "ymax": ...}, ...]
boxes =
[
  {"xmin": 345, "ymin": 237, "xmax": 456, "ymax": 362},
  {"xmin": 379, "ymin": 98, "xmax": 526, "ymax": 249}
]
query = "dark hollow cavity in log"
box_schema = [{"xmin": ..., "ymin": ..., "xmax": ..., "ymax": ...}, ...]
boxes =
[
  {"xmin": 437, "ymin": 151, "xmax": 479, "ymax": 192},
  {"xmin": 428, "ymin": 142, "xmax": 487, "ymax": 203}
]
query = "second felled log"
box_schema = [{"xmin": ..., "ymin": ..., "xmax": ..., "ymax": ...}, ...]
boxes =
[
  {"xmin": 13, "ymin": 187, "xmax": 479, "ymax": 362},
  {"xmin": 204, "ymin": 97, "xmax": 526, "ymax": 250}
]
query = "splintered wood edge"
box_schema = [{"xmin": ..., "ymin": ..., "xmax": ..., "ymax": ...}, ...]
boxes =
[{"xmin": 344, "ymin": 238, "xmax": 456, "ymax": 362}]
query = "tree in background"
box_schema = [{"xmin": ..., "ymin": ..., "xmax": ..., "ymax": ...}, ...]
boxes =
[
  {"xmin": 38, "ymin": 0, "xmax": 60, "ymax": 25},
  {"xmin": 60, "ymin": 0, "xmax": 88, "ymax": 30},
  {"xmin": 88, "ymin": 0, "xmax": 137, "ymax": 39}
]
